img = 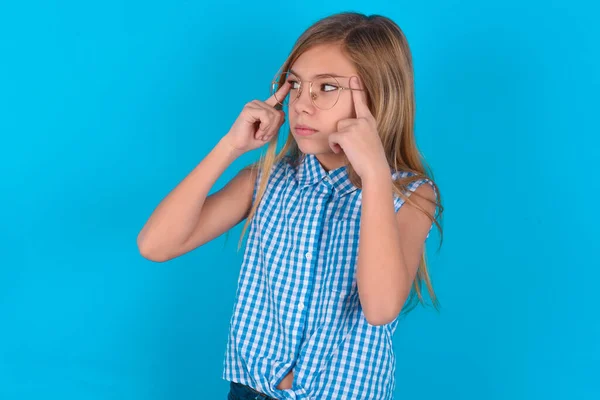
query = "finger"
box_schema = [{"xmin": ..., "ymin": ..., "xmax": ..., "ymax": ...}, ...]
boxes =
[
  {"xmin": 254, "ymin": 104, "xmax": 285, "ymax": 139},
  {"xmin": 328, "ymin": 132, "xmax": 344, "ymax": 154},
  {"xmin": 252, "ymin": 99, "xmax": 285, "ymax": 119},
  {"xmin": 350, "ymin": 76, "xmax": 371, "ymax": 119},
  {"xmin": 336, "ymin": 118, "xmax": 357, "ymax": 132},
  {"xmin": 252, "ymin": 100, "xmax": 286, "ymax": 128},
  {"xmin": 263, "ymin": 112, "xmax": 284, "ymax": 140},
  {"xmin": 246, "ymin": 103, "xmax": 284, "ymax": 140},
  {"xmin": 265, "ymin": 79, "xmax": 291, "ymax": 108},
  {"xmin": 245, "ymin": 107, "xmax": 273, "ymax": 138},
  {"xmin": 245, "ymin": 104, "xmax": 269, "ymax": 126}
]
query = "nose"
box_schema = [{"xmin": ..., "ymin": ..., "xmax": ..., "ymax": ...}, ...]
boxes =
[{"xmin": 292, "ymin": 82, "xmax": 315, "ymax": 115}]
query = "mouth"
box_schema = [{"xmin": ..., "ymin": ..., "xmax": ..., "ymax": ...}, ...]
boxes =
[{"xmin": 294, "ymin": 124, "xmax": 318, "ymax": 137}]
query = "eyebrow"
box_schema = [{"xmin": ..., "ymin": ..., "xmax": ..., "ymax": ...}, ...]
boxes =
[{"xmin": 289, "ymin": 68, "xmax": 348, "ymax": 79}]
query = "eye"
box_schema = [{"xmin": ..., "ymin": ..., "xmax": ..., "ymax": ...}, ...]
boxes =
[
  {"xmin": 320, "ymin": 83, "xmax": 339, "ymax": 92},
  {"xmin": 287, "ymin": 79, "xmax": 301, "ymax": 90}
]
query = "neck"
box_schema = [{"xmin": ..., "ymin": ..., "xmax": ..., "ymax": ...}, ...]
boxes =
[{"xmin": 314, "ymin": 152, "xmax": 348, "ymax": 172}]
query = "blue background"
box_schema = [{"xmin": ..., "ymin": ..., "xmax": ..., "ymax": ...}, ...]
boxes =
[{"xmin": 1, "ymin": 1, "xmax": 598, "ymax": 399}]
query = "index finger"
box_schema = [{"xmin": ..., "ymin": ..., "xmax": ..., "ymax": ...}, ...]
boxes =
[
  {"xmin": 350, "ymin": 76, "xmax": 371, "ymax": 118},
  {"xmin": 265, "ymin": 80, "xmax": 291, "ymax": 109}
]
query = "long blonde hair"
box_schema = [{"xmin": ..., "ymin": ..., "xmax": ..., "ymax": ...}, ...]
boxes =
[{"xmin": 234, "ymin": 12, "xmax": 444, "ymax": 315}]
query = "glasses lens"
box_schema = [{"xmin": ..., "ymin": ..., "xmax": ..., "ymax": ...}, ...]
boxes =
[{"xmin": 311, "ymin": 75, "xmax": 341, "ymax": 110}]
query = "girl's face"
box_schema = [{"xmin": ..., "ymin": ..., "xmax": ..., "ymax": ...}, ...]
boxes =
[{"xmin": 286, "ymin": 43, "xmax": 359, "ymax": 170}]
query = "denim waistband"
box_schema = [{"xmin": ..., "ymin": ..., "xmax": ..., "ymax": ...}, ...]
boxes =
[{"xmin": 229, "ymin": 381, "xmax": 279, "ymax": 400}]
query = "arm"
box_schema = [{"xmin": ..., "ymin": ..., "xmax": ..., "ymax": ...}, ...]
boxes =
[
  {"xmin": 137, "ymin": 82, "xmax": 290, "ymax": 263},
  {"xmin": 137, "ymin": 137, "xmax": 256, "ymax": 262},
  {"xmin": 356, "ymin": 175, "xmax": 436, "ymax": 326}
]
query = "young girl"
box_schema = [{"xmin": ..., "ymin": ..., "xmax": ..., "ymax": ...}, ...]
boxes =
[{"xmin": 138, "ymin": 11, "xmax": 443, "ymax": 400}]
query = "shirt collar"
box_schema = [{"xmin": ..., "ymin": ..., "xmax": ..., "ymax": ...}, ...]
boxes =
[{"xmin": 293, "ymin": 153, "xmax": 359, "ymax": 197}]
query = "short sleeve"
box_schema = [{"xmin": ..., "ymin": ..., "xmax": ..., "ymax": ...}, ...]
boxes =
[
  {"xmin": 249, "ymin": 157, "xmax": 287, "ymax": 206},
  {"xmin": 391, "ymin": 172, "xmax": 437, "ymax": 239}
]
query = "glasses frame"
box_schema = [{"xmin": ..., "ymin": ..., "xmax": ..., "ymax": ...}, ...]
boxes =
[{"xmin": 271, "ymin": 70, "xmax": 365, "ymax": 110}]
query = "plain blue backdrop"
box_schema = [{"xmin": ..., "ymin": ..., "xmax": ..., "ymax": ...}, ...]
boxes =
[{"xmin": 1, "ymin": 0, "xmax": 598, "ymax": 399}]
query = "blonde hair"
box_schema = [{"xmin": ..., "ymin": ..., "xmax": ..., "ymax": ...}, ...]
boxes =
[{"xmin": 234, "ymin": 12, "xmax": 444, "ymax": 315}]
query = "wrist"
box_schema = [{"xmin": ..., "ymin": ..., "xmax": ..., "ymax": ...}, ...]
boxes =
[
  {"xmin": 361, "ymin": 165, "xmax": 391, "ymax": 187},
  {"xmin": 219, "ymin": 136, "xmax": 245, "ymax": 159}
]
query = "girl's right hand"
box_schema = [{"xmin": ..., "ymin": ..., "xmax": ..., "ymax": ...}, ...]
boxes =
[{"xmin": 222, "ymin": 81, "xmax": 291, "ymax": 155}]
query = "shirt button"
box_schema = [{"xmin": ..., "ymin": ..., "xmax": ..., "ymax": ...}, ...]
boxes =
[
  {"xmin": 299, "ymin": 303, "xmax": 305, "ymax": 311},
  {"xmin": 305, "ymin": 252, "xmax": 312, "ymax": 260}
]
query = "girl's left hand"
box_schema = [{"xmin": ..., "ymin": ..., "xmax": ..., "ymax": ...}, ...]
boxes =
[{"xmin": 328, "ymin": 76, "xmax": 389, "ymax": 181}]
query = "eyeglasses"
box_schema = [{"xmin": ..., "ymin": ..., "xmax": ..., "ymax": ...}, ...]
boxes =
[{"xmin": 271, "ymin": 70, "xmax": 364, "ymax": 110}]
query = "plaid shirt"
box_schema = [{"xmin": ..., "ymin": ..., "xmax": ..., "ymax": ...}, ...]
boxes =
[{"xmin": 223, "ymin": 153, "xmax": 431, "ymax": 399}]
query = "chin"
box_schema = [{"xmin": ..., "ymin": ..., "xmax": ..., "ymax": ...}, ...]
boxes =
[{"xmin": 294, "ymin": 139, "xmax": 333, "ymax": 155}]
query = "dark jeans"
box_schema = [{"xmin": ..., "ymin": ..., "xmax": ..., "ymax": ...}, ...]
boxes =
[{"xmin": 227, "ymin": 381, "xmax": 279, "ymax": 400}]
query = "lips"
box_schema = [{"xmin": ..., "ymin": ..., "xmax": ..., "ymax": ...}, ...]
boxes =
[{"xmin": 294, "ymin": 124, "xmax": 318, "ymax": 136}]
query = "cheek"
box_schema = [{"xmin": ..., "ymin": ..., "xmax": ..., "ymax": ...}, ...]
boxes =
[
  {"xmin": 287, "ymin": 110, "xmax": 297, "ymax": 125},
  {"xmin": 330, "ymin": 111, "xmax": 355, "ymax": 132},
  {"xmin": 339, "ymin": 98, "xmax": 356, "ymax": 119},
  {"xmin": 329, "ymin": 98, "xmax": 355, "ymax": 127},
  {"xmin": 287, "ymin": 105, "xmax": 354, "ymax": 134}
]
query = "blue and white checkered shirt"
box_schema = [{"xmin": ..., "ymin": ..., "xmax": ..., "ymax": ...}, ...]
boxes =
[{"xmin": 223, "ymin": 153, "xmax": 431, "ymax": 400}]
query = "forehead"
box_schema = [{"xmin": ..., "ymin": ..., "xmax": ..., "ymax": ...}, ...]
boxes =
[{"xmin": 290, "ymin": 43, "xmax": 357, "ymax": 79}]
